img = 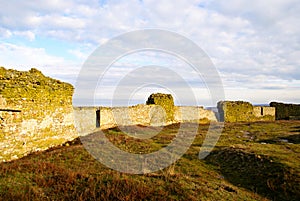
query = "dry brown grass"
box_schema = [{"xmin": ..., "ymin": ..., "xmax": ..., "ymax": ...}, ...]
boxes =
[{"xmin": 0, "ymin": 121, "xmax": 299, "ymax": 200}]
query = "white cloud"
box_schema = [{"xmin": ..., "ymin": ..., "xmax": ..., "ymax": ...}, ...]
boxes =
[
  {"xmin": 68, "ymin": 49, "xmax": 87, "ymax": 60},
  {"xmin": 0, "ymin": 0, "xmax": 299, "ymax": 105},
  {"xmin": 0, "ymin": 42, "xmax": 80, "ymax": 84},
  {"xmin": 0, "ymin": 27, "xmax": 12, "ymax": 38},
  {"xmin": 224, "ymin": 87, "xmax": 300, "ymax": 105},
  {"xmin": 0, "ymin": 42, "xmax": 65, "ymax": 66},
  {"xmin": 13, "ymin": 31, "xmax": 35, "ymax": 41}
]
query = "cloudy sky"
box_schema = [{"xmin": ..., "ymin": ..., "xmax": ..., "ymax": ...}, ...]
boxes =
[{"xmin": 0, "ymin": 0, "xmax": 299, "ymax": 106}]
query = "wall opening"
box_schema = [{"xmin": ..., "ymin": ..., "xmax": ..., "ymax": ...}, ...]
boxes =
[{"xmin": 96, "ymin": 110, "xmax": 100, "ymax": 128}]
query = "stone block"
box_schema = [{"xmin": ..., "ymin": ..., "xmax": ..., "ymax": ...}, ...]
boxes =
[{"xmin": 146, "ymin": 93, "xmax": 175, "ymax": 122}]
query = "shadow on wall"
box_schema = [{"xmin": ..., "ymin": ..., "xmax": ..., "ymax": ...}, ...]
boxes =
[
  {"xmin": 258, "ymin": 134, "xmax": 300, "ymax": 145},
  {"xmin": 96, "ymin": 110, "xmax": 100, "ymax": 128},
  {"xmin": 270, "ymin": 102, "xmax": 300, "ymax": 120},
  {"xmin": 205, "ymin": 147, "xmax": 300, "ymax": 201}
]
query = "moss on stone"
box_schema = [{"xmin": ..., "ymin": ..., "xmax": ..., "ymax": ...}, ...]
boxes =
[
  {"xmin": 0, "ymin": 67, "xmax": 77, "ymax": 162},
  {"xmin": 218, "ymin": 101, "xmax": 276, "ymax": 122},
  {"xmin": 0, "ymin": 67, "xmax": 74, "ymax": 120},
  {"xmin": 218, "ymin": 101, "xmax": 254, "ymax": 122},
  {"xmin": 146, "ymin": 93, "xmax": 175, "ymax": 122},
  {"xmin": 270, "ymin": 102, "xmax": 300, "ymax": 120}
]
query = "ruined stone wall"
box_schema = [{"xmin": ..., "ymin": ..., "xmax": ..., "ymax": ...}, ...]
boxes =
[
  {"xmin": 1, "ymin": 67, "xmax": 280, "ymax": 162},
  {"xmin": 262, "ymin": 107, "xmax": 276, "ymax": 117},
  {"xmin": 253, "ymin": 106, "xmax": 276, "ymax": 121},
  {"xmin": 146, "ymin": 93, "xmax": 174, "ymax": 122},
  {"xmin": 174, "ymin": 106, "xmax": 217, "ymax": 123},
  {"xmin": 217, "ymin": 101, "xmax": 254, "ymax": 122},
  {"xmin": 253, "ymin": 106, "xmax": 262, "ymax": 117},
  {"xmin": 0, "ymin": 67, "xmax": 219, "ymax": 163},
  {"xmin": 0, "ymin": 67, "xmax": 77, "ymax": 162},
  {"xmin": 73, "ymin": 104, "xmax": 218, "ymax": 133},
  {"xmin": 93, "ymin": 94, "xmax": 218, "ymax": 130},
  {"xmin": 73, "ymin": 105, "xmax": 167, "ymax": 133},
  {"xmin": 73, "ymin": 107, "xmax": 97, "ymax": 135},
  {"xmin": 98, "ymin": 105, "xmax": 168, "ymax": 129},
  {"xmin": 218, "ymin": 101, "xmax": 275, "ymax": 122},
  {"xmin": 270, "ymin": 102, "xmax": 300, "ymax": 120}
]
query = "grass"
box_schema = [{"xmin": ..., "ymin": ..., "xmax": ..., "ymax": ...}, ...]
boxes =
[{"xmin": 0, "ymin": 121, "xmax": 299, "ymax": 200}]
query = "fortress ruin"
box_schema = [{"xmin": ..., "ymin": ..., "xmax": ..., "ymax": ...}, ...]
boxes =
[{"xmin": 1, "ymin": 67, "xmax": 299, "ymax": 162}]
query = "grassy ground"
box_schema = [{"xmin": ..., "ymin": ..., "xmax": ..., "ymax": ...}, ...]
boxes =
[{"xmin": 0, "ymin": 121, "xmax": 299, "ymax": 200}]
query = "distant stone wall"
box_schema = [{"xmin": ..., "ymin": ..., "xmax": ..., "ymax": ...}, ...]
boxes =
[
  {"xmin": 253, "ymin": 106, "xmax": 276, "ymax": 118},
  {"xmin": 73, "ymin": 104, "xmax": 218, "ymax": 133},
  {"xmin": 217, "ymin": 101, "xmax": 253, "ymax": 122},
  {"xmin": 146, "ymin": 93, "xmax": 174, "ymax": 122},
  {"xmin": 174, "ymin": 106, "xmax": 217, "ymax": 123},
  {"xmin": 99, "ymin": 105, "xmax": 168, "ymax": 129},
  {"xmin": 270, "ymin": 102, "xmax": 300, "ymax": 120},
  {"xmin": 217, "ymin": 101, "xmax": 275, "ymax": 122}
]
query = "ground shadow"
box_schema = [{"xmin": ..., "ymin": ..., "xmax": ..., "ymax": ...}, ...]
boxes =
[
  {"xmin": 258, "ymin": 135, "xmax": 300, "ymax": 145},
  {"xmin": 291, "ymin": 129, "xmax": 300, "ymax": 133},
  {"xmin": 205, "ymin": 147, "xmax": 300, "ymax": 201},
  {"xmin": 290, "ymin": 126, "xmax": 300, "ymax": 133},
  {"xmin": 284, "ymin": 134, "xmax": 300, "ymax": 144}
]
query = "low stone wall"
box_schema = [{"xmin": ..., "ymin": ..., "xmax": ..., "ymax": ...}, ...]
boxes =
[
  {"xmin": 217, "ymin": 101, "xmax": 253, "ymax": 122},
  {"xmin": 73, "ymin": 105, "xmax": 218, "ymax": 133},
  {"xmin": 270, "ymin": 102, "xmax": 300, "ymax": 120},
  {"xmin": 174, "ymin": 106, "xmax": 217, "ymax": 123},
  {"xmin": 72, "ymin": 93, "xmax": 218, "ymax": 133},
  {"xmin": 73, "ymin": 107, "xmax": 97, "ymax": 135},
  {"xmin": 99, "ymin": 105, "xmax": 168, "ymax": 129},
  {"xmin": 253, "ymin": 106, "xmax": 276, "ymax": 120},
  {"xmin": 217, "ymin": 101, "xmax": 275, "ymax": 122}
]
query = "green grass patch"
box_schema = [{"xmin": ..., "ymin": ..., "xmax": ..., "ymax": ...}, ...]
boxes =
[{"xmin": 0, "ymin": 121, "xmax": 299, "ymax": 200}]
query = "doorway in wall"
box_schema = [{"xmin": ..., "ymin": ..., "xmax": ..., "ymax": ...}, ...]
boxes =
[{"xmin": 96, "ymin": 110, "xmax": 100, "ymax": 128}]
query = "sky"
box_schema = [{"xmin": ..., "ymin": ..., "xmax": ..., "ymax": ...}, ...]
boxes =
[{"xmin": 0, "ymin": 0, "xmax": 299, "ymax": 106}]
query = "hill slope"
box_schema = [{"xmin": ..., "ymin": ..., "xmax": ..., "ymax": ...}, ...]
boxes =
[{"xmin": 0, "ymin": 121, "xmax": 299, "ymax": 200}]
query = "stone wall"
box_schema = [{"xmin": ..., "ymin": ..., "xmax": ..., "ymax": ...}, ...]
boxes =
[
  {"xmin": 0, "ymin": 67, "xmax": 77, "ymax": 162},
  {"xmin": 73, "ymin": 105, "xmax": 163, "ymax": 133},
  {"xmin": 1, "ymin": 67, "xmax": 283, "ymax": 162},
  {"xmin": 217, "ymin": 101, "xmax": 253, "ymax": 122},
  {"xmin": 73, "ymin": 104, "xmax": 218, "ymax": 133},
  {"xmin": 217, "ymin": 101, "xmax": 275, "ymax": 122},
  {"xmin": 99, "ymin": 105, "xmax": 168, "ymax": 129},
  {"xmin": 174, "ymin": 106, "xmax": 217, "ymax": 123},
  {"xmin": 0, "ymin": 67, "xmax": 218, "ymax": 162},
  {"xmin": 270, "ymin": 102, "xmax": 300, "ymax": 120},
  {"xmin": 73, "ymin": 93, "xmax": 217, "ymax": 132},
  {"xmin": 146, "ymin": 93, "xmax": 174, "ymax": 122},
  {"xmin": 264, "ymin": 107, "xmax": 276, "ymax": 116},
  {"xmin": 73, "ymin": 107, "xmax": 97, "ymax": 135},
  {"xmin": 253, "ymin": 106, "xmax": 276, "ymax": 117}
]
